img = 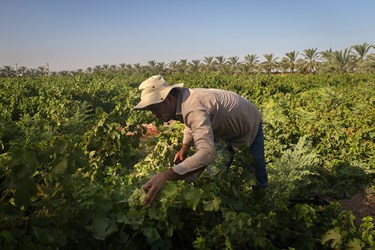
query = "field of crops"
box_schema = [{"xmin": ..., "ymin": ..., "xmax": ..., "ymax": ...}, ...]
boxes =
[{"xmin": 1, "ymin": 73, "xmax": 374, "ymax": 249}]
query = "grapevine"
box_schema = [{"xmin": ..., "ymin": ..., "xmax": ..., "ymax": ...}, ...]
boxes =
[{"xmin": 0, "ymin": 73, "xmax": 374, "ymax": 249}]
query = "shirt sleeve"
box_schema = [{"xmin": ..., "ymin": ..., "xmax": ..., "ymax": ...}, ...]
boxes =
[
  {"xmin": 182, "ymin": 126, "xmax": 194, "ymax": 146},
  {"xmin": 173, "ymin": 110, "xmax": 216, "ymax": 175}
]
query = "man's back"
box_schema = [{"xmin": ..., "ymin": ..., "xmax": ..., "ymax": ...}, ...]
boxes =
[{"xmin": 179, "ymin": 88, "xmax": 262, "ymax": 149}]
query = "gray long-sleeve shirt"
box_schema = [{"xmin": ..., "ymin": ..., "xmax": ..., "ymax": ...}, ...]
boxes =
[{"xmin": 172, "ymin": 88, "xmax": 262, "ymax": 175}]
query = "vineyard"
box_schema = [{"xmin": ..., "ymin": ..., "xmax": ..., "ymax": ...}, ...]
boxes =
[{"xmin": 1, "ymin": 73, "xmax": 374, "ymax": 249}]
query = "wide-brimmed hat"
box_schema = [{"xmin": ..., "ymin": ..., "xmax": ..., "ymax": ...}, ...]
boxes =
[{"xmin": 133, "ymin": 75, "xmax": 183, "ymax": 110}]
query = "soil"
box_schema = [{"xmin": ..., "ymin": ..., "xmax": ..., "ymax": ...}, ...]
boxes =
[{"xmin": 327, "ymin": 190, "xmax": 375, "ymax": 223}]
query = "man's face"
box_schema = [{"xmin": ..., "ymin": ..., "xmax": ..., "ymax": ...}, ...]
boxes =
[{"xmin": 147, "ymin": 98, "xmax": 175, "ymax": 122}]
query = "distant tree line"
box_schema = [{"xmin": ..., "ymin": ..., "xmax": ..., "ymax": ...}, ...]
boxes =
[{"xmin": 1, "ymin": 42, "xmax": 374, "ymax": 77}]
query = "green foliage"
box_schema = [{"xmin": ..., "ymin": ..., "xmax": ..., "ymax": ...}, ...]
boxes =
[
  {"xmin": 330, "ymin": 163, "xmax": 370, "ymax": 199},
  {"xmin": 1, "ymin": 73, "xmax": 374, "ymax": 249},
  {"xmin": 267, "ymin": 136, "xmax": 326, "ymax": 205}
]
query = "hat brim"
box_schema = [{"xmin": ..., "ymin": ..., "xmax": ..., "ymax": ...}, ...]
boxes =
[{"xmin": 133, "ymin": 83, "xmax": 183, "ymax": 110}]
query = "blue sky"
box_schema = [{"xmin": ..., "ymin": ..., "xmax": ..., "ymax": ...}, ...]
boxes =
[{"xmin": 1, "ymin": 0, "xmax": 375, "ymax": 71}]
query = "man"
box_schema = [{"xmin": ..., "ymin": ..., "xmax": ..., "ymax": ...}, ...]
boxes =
[{"xmin": 133, "ymin": 75, "xmax": 268, "ymax": 205}]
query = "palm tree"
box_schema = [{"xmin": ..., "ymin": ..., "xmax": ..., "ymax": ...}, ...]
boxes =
[
  {"xmin": 352, "ymin": 42, "xmax": 373, "ymax": 72},
  {"xmin": 215, "ymin": 56, "xmax": 227, "ymax": 72},
  {"xmin": 17, "ymin": 66, "xmax": 28, "ymax": 76},
  {"xmin": 102, "ymin": 64, "xmax": 109, "ymax": 71},
  {"xmin": 238, "ymin": 64, "xmax": 251, "ymax": 75},
  {"xmin": 188, "ymin": 60, "xmax": 201, "ymax": 73},
  {"xmin": 282, "ymin": 51, "xmax": 299, "ymax": 73},
  {"xmin": 244, "ymin": 54, "xmax": 259, "ymax": 74},
  {"xmin": 37, "ymin": 66, "xmax": 47, "ymax": 76},
  {"xmin": 125, "ymin": 64, "xmax": 133, "ymax": 71},
  {"xmin": 352, "ymin": 42, "xmax": 372, "ymax": 62},
  {"xmin": 93, "ymin": 65, "xmax": 102, "ymax": 73},
  {"xmin": 203, "ymin": 56, "xmax": 217, "ymax": 71},
  {"xmin": 133, "ymin": 63, "xmax": 143, "ymax": 74},
  {"xmin": 363, "ymin": 53, "xmax": 375, "ymax": 73},
  {"xmin": 0, "ymin": 66, "xmax": 16, "ymax": 77},
  {"xmin": 168, "ymin": 60, "xmax": 178, "ymax": 74},
  {"xmin": 320, "ymin": 48, "xmax": 355, "ymax": 73},
  {"xmin": 227, "ymin": 56, "xmax": 241, "ymax": 74},
  {"xmin": 59, "ymin": 70, "xmax": 70, "ymax": 76},
  {"xmin": 147, "ymin": 60, "xmax": 157, "ymax": 74},
  {"xmin": 117, "ymin": 64, "xmax": 129, "ymax": 74},
  {"xmin": 156, "ymin": 62, "xmax": 167, "ymax": 75},
  {"xmin": 299, "ymin": 48, "xmax": 320, "ymax": 74},
  {"xmin": 261, "ymin": 53, "xmax": 279, "ymax": 74},
  {"xmin": 109, "ymin": 64, "xmax": 117, "ymax": 72},
  {"xmin": 28, "ymin": 68, "xmax": 36, "ymax": 76},
  {"xmin": 178, "ymin": 59, "xmax": 188, "ymax": 74}
]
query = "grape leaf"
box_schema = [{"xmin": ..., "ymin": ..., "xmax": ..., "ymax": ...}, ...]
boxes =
[
  {"xmin": 184, "ymin": 188, "xmax": 203, "ymax": 211},
  {"xmin": 321, "ymin": 227, "xmax": 342, "ymax": 248}
]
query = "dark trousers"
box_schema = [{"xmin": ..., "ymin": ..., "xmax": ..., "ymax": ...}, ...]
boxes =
[{"xmin": 226, "ymin": 123, "xmax": 268, "ymax": 188}]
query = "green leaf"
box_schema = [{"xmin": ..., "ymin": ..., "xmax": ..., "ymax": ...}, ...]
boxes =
[
  {"xmin": 9, "ymin": 150, "xmax": 38, "ymax": 178},
  {"xmin": 89, "ymin": 217, "xmax": 118, "ymax": 240},
  {"xmin": 0, "ymin": 230, "xmax": 15, "ymax": 243},
  {"xmin": 321, "ymin": 227, "xmax": 342, "ymax": 248},
  {"xmin": 32, "ymin": 226, "xmax": 52, "ymax": 244},
  {"xmin": 193, "ymin": 236, "xmax": 210, "ymax": 250},
  {"xmin": 55, "ymin": 138, "xmax": 68, "ymax": 155},
  {"xmin": 160, "ymin": 182, "xmax": 179, "ymax": 201},
  {"xmin": 148, "ymin": 207, "xmax": 165, "ymax": 220},
  {"xmin": 124, "ymin": 209, "xmax": 144, "ymax": 225},
  {"xmin": 14, "ymin": 178, "xmax": 37, "ymax": 207},
  {"xmin": 53, "ymin": 158, "xmax": 68, "ymax": 174},
  {"xmin": 203, "ymin": 196, "xmax": 221, "ymax": 212},
  {"xmin": 347, "ymin": 238, "xmax": 361, "ymax": 250},
  {"xmin": 184, "ymin": 188, "xmax": 203, "ymax": 211},
  {"xmin": 141, "ymin": 226, "xmax": 161, "ymax": 243}
]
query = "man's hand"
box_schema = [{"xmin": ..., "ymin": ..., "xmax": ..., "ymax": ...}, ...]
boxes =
[
  {"xmin": 142, "ymin": 167, "xmax": 205, "ymax": 205},
  {"xmin": 174, "ymin": 144, "xmax": 190, "ymax": 164},
  {"xmin": 142, "ymin": 169, "xmax": 180, "ymax": 205}
]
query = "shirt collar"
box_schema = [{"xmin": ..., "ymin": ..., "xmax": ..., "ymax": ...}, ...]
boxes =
[{"xmin": 175, "ymin": 88, "xmax": 183, "ymax": 122}]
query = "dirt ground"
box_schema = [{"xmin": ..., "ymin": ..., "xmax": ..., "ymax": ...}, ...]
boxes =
[{"xmin": 329, "ymin": 191, "xmax": 375, "ymax": 223}]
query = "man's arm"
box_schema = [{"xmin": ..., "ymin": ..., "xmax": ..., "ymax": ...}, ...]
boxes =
[
  {"xmin": 183, "ymin": 126, "xmax": 194, "ymax": 146},
  {"xmin": 144, "ymin": 111, "xmax": 215, "ymax": 205},
  {"xmin": 173, "ymin": 110, "xmax": 216, "ymax": 175}
]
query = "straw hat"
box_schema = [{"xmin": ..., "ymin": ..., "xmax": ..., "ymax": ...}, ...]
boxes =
[{"xmin": 133, "ymin": 75, "xmax": 183, "ymax": 110}]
